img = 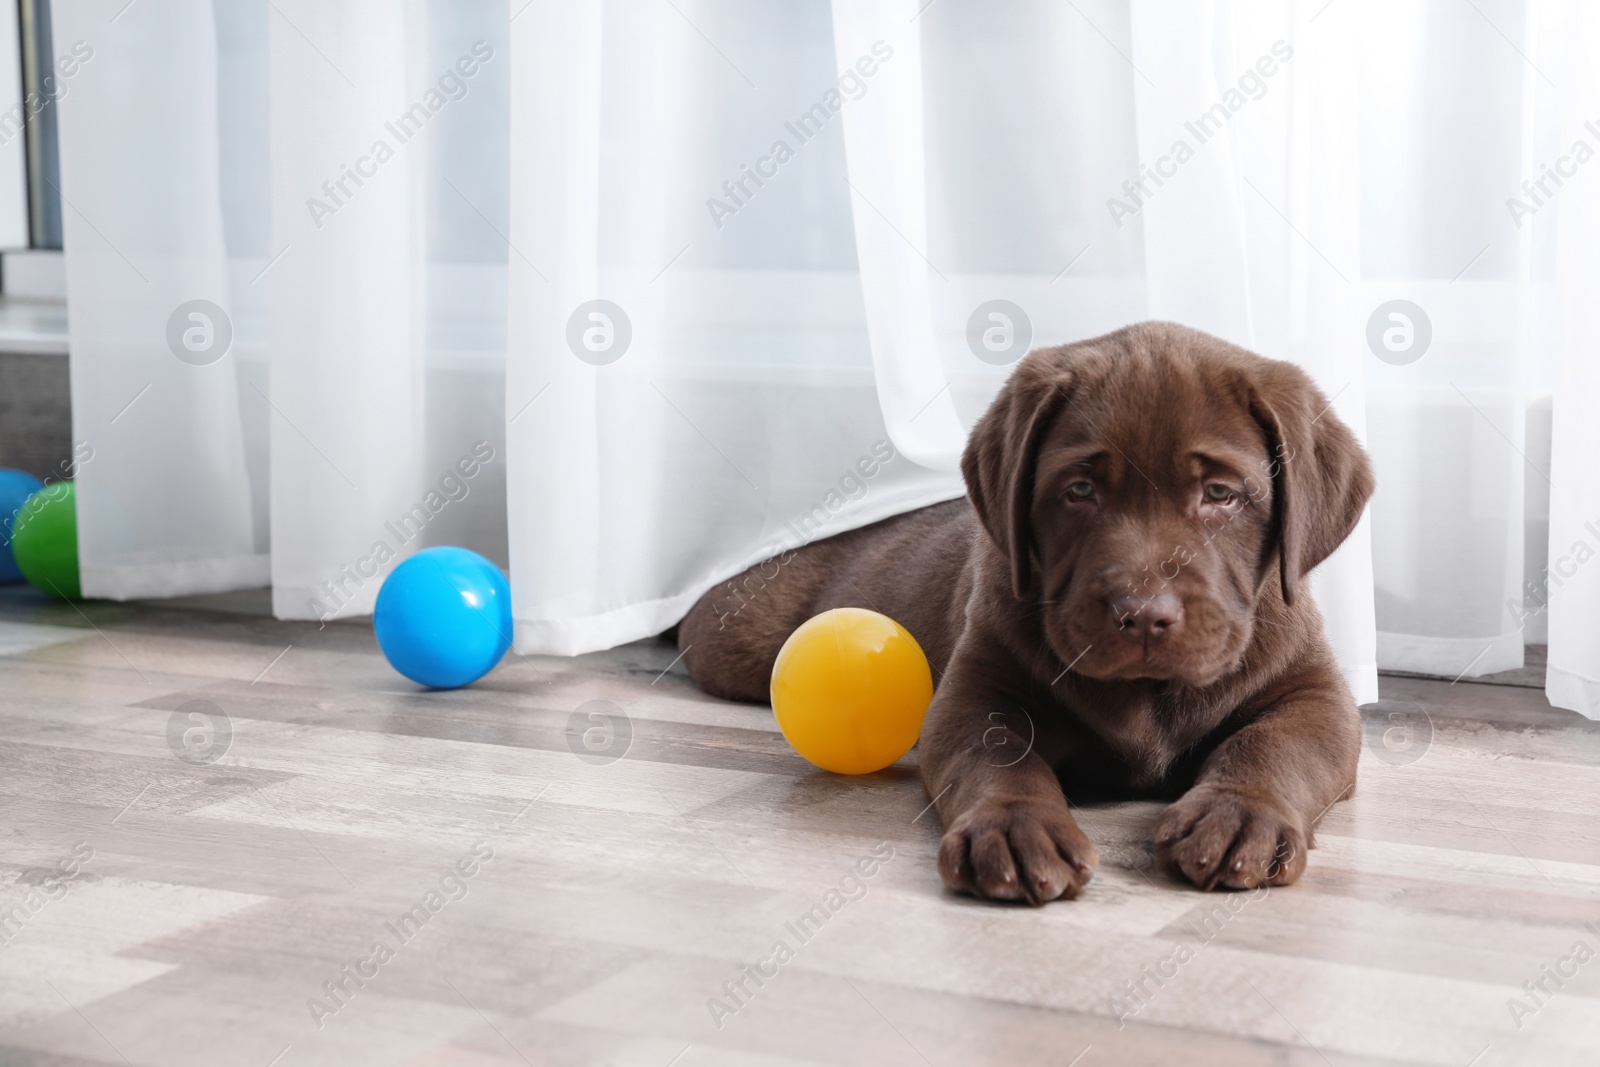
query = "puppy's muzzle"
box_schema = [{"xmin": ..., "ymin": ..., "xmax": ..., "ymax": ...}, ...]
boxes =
[{"xmin": 1110, "ymin": 592, "xmax": 1184, "ymax": 647}]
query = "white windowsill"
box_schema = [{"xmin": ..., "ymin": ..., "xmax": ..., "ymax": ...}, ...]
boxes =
[{"xmin": 0, "ymin": 295, "xmax": 66, "ymax": 355}]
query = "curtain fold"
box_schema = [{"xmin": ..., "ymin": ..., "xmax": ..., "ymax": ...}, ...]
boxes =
[
  {"xmin": 1360, "ymin": 0, "xmax": 1531, "ymax": 683},
  {"xmin": 1544, "ymin": 1, "xmax": 1600, "ymax": 717},
  {"xmin": 56, "ymin": 0, "xmax": 263, "ymax": 598},
  {"xmin": 267, "ymin": 0, "xmax": 425, "ymax": 621},
  {"xmin": 266, "ymin": 0, "xmax": 512, "ymax": 622},
  {"xmin": 505, "ymin": 0, "xmax": 962, "ymax": 656},
  {"xmin": 829, "ymin": 0, "xmax": 967, "ymax": 472}
]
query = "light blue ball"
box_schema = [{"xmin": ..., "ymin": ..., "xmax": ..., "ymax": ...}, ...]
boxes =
[
  {"xmin": 373, "ymin": 546, "xmax": 512, "ymax": 689},
  {"xmin": 0, "ymin": 469, "xmax": 46, "ymax": 583}
]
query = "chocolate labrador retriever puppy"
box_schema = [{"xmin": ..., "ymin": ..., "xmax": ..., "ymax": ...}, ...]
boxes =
[{"xmin": 679, "ymin": 322, "xmax": 1373, "ymax": 904}]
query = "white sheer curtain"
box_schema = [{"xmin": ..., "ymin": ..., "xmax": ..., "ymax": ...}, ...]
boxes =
[
  {"xmin": 53, "ymin": 0, "xmax": 1600, "ymax": 716},
  {"xmin": 504, "ymin": 1, "xmax": 962, "ymax": 655},
  {"xmin": 1528, "ymin": 2, "xmax": 1600, "ymax": 717},
  {"xmin": 266, "ymin": 0, "xmax": 513, "ymax": 621},
  {"xmin": 1357, "ymin": 0, "xmax": 1600, "ymax": 717},
  {"xmin": 56, "ymin": 0, "xmax": 510, "ymax": 619},
  {"xmin": 267, "ymin": 0, "xmax": 425, "ymax": 620},
  {"xmin": 56, "ymin": 0, "xmax": 262, "ymax": 597}
]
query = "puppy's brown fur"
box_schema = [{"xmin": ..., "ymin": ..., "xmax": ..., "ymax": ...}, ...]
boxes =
[{"xmin": 680, "ymin": 322, "xmax": 1374, "ymax": 903}]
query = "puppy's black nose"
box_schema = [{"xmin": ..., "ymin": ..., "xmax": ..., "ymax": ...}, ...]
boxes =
[{"xmin": 1111, "ymin": 593, "xmax": 1183, "ymax": 645}]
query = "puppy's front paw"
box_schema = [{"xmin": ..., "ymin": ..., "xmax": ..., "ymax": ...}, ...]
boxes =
[
  {"xmin": 1153, "ymin": 787, "xmax": 1306, "ymax": 891},
  {"xmin": 938, "ymin": 798, "xmax": 1097, "ymax": 905}
]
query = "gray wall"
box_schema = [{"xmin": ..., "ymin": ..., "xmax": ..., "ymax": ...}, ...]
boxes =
[{"xmin": 0, "ymin": 351, "xmax": 71, "ymax": 479}]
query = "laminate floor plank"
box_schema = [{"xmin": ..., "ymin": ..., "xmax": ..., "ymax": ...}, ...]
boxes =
[{"xmin": 2, "ymin": 585, "xmax": 1599, "ymax": 1066}]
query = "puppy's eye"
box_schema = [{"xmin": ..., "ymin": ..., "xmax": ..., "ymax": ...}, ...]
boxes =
[
  {"xmin": 1065, "ymin": 480, "xmax": 1095, "ymax": 501},
  {"xmin": 1203, "ymin": 484, "xmax": 1236, "ymax": 503}
]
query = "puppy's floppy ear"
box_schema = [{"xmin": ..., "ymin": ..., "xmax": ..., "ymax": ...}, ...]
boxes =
[
  {"xmin": 961, "ymin": 347, "xmax": 1076, "ymax": 599},
  {"xmin": 1249, "ymin": 363, "xmax": 1375, "ymax": 605}
]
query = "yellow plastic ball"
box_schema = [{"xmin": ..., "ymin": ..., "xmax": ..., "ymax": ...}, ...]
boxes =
[{"xmin": 770, "ymin": 607, "xmax": 934, "ymax": 775}]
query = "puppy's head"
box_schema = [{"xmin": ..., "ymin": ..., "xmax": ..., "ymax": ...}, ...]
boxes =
[{"xmin": 961, "ymin": 322, "xmax": 1373, "ymax": 687}]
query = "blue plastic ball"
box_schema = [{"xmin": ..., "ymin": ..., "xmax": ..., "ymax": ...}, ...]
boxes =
[
  {"xmin": 373, "ymin": 546, "xmax": 513, "ymax": 689},
  {"xmin": 0, "ymin": 468, "xmax": 46, "ymax": 583}
]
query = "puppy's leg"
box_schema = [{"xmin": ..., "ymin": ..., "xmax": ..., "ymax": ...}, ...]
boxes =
[
  {"xmin": 1153, "ymin": 670, "xmax": 1359, "ymax": 890},
  {"xmin": 678, "ymin": 503, "xmax": 968, "ymax": 703},
  {"xmin": 679, "ymin": 548, "xmax": 837, "ymax": 703},
  {"xmin": 920, "ymin": 647, "xmax": 1098, "ymax": 905}
]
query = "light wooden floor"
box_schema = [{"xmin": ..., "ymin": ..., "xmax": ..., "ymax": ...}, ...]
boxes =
[{"xmin": 1, "ymin": 585, "xmax": 1598, "ymax": 1067}]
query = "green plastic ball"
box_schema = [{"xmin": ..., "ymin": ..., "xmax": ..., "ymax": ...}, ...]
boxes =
[{"xmin": 13, "ymin": 482, "xmax": 80, "ymax": 599}]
